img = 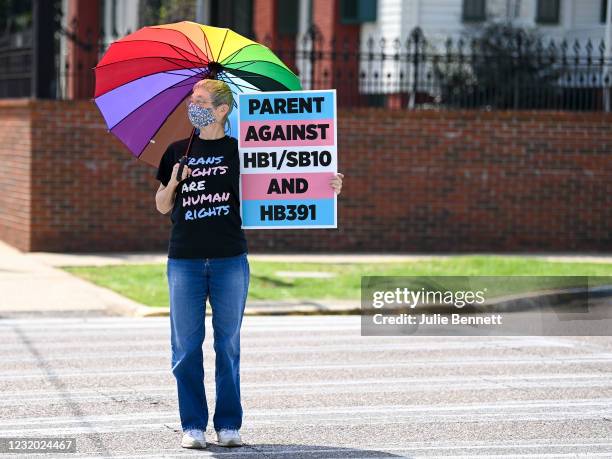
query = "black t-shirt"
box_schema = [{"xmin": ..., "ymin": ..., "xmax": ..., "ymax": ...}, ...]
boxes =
[{"xmin": 156, "ymin": 135, "xmax": 248, "ymax": 259}]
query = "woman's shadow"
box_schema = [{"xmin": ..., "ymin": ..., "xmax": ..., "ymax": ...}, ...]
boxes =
[{"xmin": 199, "ymin": 442, "xmax": 407, "ymax": 457}]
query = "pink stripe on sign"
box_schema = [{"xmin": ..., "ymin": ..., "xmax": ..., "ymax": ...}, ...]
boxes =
[
  {"xmin": 240, "ymin": 119, "xmax": 335, "ymax": 147},
  {"xmin": 241, "ymin": 172, "xmax": 336, "ymax": 200}
]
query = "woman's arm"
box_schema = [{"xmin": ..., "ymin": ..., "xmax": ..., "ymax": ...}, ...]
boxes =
[
  {"xmin": 155, "ymin": 162, "xmax": 191, "ymax": 214},
  {"xmin": 155, "ymin": 183, "xmax": 177, "ymax": 214}
]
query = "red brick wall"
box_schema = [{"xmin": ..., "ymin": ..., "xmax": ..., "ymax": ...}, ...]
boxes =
[
  {"xmin": 0, "ymin": 99, "xmax": 610, "ymax": 253},
  {"xmin": 65, "ymin": 0, "xmax": 100, "ymax": 99},
  {"xmin": 26, "ymin": 99, "xmax": 170, "ymax": 252},
  {"xmin": 253, "ymin": 0, "xmax": 277, "ymax": 46},
  {"xmin": 252, "ymin": 0, "xmax": 298, "ymax": 74},
  {"xmin": 0, "ymin": 99, "xmax": 32, "ymax": 250},
  {"xmin": 311, "ymin": 0, "xmax": 361, "ymax": 106},
  {"xmin": 252, "ymin": 109, "xmax": 612, "ymax": 253}
]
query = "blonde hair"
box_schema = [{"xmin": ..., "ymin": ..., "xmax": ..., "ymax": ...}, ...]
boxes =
[{"xmin": 192, "ymin": 79, "xmax": 234, "ymax": 134}]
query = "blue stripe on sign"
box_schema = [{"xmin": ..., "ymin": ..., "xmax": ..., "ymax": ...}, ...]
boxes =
[
  {"xmin": 238, "ymin": 91, "xmax": 335, "ymax": 122},
  {"xmin": 241, "ymin": 199, "xmax": 335, "ymax": 226}
]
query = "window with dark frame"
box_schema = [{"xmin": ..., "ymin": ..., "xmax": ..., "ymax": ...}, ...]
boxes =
[
  {"xmin": 277, "ymin": 0, "xmax": 299, "ymax": 35},
  {"xmin": 602, "ymin": 0, "xmax": 608, "ymax": 23},
  {"xmin": 232, "ymin": 0, "xmax": 253, "ymax": 38},
  {"xmin": 341, "ymin": 0, "xmax": 359, "ymax": 22},
  {"xmin": 536, "ymin": 0, "xmax": 560, "ymax": 24},
  {"xmin": 210, "ymin": 0, "xmax": 254, "ymax": 38},
  {"xmin": 462, "ymin": 0, "xmax": 486, "ymax": 22}
]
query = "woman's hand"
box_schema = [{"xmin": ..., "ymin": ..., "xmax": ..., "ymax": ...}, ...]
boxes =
[
  {"xmin": 330, "ymin": 172, "xmax": 344, "ymax": 195},
  {"xmin": 170, "ymin": 161, "xmax": 192, "ymax": 187}
]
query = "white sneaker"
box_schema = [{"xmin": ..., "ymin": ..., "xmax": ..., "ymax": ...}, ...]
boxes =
[
  {"xmin": 216, "ymin": 428, "xmax": 242, "ymax": 446},
  {"xmin": 181, "ymin": 429, "xmax": 206, "ymax": 449}
]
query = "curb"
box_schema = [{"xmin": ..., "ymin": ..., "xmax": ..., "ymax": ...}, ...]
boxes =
[
  {"xmin": 110, "ymin": 300, "xmax": 362, "ymax": 318},
  {"xmin": 109, "ymin": 285, "xmax": 612, "ymax": 318}
]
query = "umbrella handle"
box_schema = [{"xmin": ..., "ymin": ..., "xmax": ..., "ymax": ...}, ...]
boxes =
[
  {"xmin": 176, "ymin": 156, "xmax": 188, "ymax": 183},
  {"xmin": 175, "ymin": 127, "xmax": 197, "ymax": 183}
]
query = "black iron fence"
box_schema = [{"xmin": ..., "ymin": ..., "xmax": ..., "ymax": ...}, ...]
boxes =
[
  {"xmin": 0, "ymin": 29, "xmax": 32, "ymax": 98},
  {"xmin": 2, "ymin": 24, "xmax": 612, "ymax": 111},
  {"xmin": 276, "ymin": 25, "xmax": 612, "ymax": 111}
]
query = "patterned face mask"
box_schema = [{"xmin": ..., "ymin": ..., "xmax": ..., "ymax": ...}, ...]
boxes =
[{"xmin": 187, "ymin": 102, "xmax": 217, "ymax": 128}]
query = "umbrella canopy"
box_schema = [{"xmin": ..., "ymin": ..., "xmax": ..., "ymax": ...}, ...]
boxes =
[{"xmin": 93, "ymin": 21, "xmax": 302, "ymax": 167}]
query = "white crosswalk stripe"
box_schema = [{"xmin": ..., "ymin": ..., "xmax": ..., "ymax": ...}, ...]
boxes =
[{"xmin": 1, "ymin": 314, "xmax": 610, "ymax": 457}]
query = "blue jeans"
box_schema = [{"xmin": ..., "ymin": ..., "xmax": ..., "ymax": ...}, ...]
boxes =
[{"xmin": 166, "ymin": 252, "xmax": 250, "ymax": 432}]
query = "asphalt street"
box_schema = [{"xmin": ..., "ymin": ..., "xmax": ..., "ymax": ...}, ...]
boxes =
[{"xmin": 0, "ymin": 313, "xmax": 611, "ymax": 458}]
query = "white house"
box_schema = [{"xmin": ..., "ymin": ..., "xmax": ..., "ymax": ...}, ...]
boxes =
[
  {"xmin": 348, "ymin": 0, "xmax": 612, "ymax": 98},
  {"xmin": 361, "ymin": 0, "xmax": 610, "ymax": 48}
]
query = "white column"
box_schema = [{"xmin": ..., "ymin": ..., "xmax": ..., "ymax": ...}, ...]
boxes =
[
  {"xmin": 605, "ymin": 0, "xmax": 612, "ymax": 111},
  {"xmin": 195, "ymin": 0, "xmax": 211, "ymax": 24},
  {"xmin": 59, "ymin": 0, "xmax": 69, "ymax": 98},
  {"xmin": 296, "ymin": 0, "xmax": 312, "ymax": 89}
]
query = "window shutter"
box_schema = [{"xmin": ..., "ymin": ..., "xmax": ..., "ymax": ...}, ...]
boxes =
[
  {"xmin": 536, "ymin": 0, "xmax": 560, "ymax": 24},
  {"xmin": 462, "ymin": 0, "xmax": 486, "ymax": 22},
  {"xmin": 340, "ymin": 0, "xmax": 377, "ymax": 24}
]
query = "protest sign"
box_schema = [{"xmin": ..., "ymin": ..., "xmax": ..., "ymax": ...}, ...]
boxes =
[{"xmin": 237, "ymin": 89, "xmax": 337, "ymax": 229}]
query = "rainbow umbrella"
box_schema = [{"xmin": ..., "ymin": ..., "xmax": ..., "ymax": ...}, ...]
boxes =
[{"xmin": 93, "ymin": 21, "xmax": 302, "ymax": 167}]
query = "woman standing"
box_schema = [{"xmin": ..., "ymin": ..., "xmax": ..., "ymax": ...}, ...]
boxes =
[{"xmin": 155, "ymin": 79, "xmax": 344, "ymax": 449}]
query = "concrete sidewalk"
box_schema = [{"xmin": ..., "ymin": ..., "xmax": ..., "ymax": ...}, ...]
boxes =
[
  {"xmin": 0, "ymin": 241, "xmax": 365, "ymax": 317},
  {"xmin": 0, "ymin": 241, "xmax": 150, "ymax": 317},
  {"xmin": 1, "ymin": 240, "xmax": 611, "ymax": 317}
]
